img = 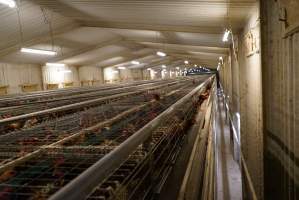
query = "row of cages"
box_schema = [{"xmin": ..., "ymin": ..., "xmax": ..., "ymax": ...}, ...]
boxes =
[{"xmin": 0, "ymin": 76, "xmax": 212, "ymax": 200}]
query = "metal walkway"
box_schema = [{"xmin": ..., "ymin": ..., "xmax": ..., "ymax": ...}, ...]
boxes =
[{"xmin": 215, "ymin": 92, "xmax": 242, "ymax": 200}]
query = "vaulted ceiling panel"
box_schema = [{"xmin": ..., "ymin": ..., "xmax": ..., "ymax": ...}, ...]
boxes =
[{"xmin": 0, "ymin": 0, "xmax": 258, "ymax": 68}]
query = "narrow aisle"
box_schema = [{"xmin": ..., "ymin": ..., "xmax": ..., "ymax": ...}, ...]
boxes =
[{"xmin": 215, "ymin": 92, "xmax": 242, "ymax": 200}]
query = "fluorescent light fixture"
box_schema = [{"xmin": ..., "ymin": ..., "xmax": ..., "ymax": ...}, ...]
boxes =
[
  {"xmin": 147, "ymin": 68, "xmax": 151, "ymax": 70},
  {"xmin": 60, "ymin": 70, "xmax": 71, "ymax": 73},
  {"xmin": 112, "ymin": 70, "xmax": 119, "ymax": 74},
  {"xmin": 162, "ymin": 65, "xmax": 167, "ymax": 68},
  {"xmin": 46, "ymin": 63, "xmax": 65, "ymax": 67},
  {"xmin": 154, "ymin": 71, "xmax": 158, "ymax": 74},
  {"xmin": 222, "ymin": 29, "xmax": 230, "ymax": 42},
  {"xmin": 0, "ymin": 0, "xmax": 16, "ymax": 8},
  {"xmin": 131, "ymin": 60, "xmax": 140, "ymax": 65},
  {"xmin": 21, "ymin": 48, "xmax": 57, "ymax": 56},
  {"xmin": 157, "ymin": 51, "xmax": 166, "ymax": 57},
  {"xmin": 184, "ymin": 60, "xmax": 189, "ymax": 64},
  {"xmin": 176, "ymin": 67, "xmax": 180, "ymax": 70},
  {"xmin": 117, "ymin": 66, "xmax": 126, "ymax": 70}
]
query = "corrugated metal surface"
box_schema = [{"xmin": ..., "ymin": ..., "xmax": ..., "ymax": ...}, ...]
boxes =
[
  {"xmin": 219, "ymin": 3, "xmax": 263, "ymax": 198},
  {"xmin": 0, "ymin": 62, "xmax": 42, "ymax": 93},
  {"xmin": 262, "ymin": 0, "xmax": 299, "ymax": 199},
  {"xmin": 42, "ymin": 65, "xmax": 79, "ymax": 87},
  {"xmin": 0, "ymin": 1, "xmax": 75, "ymax": 50},
  {"xmin": 35, "ymin": 0, "xmax": 256, "ymax": 29},
  {"xmin": 78, "ymin": 65, "xmax": 103, "ymax": 83}
]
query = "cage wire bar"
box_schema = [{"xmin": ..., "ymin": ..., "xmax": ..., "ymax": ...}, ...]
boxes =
[
  {"xmin": 0, "ymin": 76, "xmax": 212, "ymax": 200},
  {"xmin": 0, "ymin": 80, "xmax": 194, "ymax": 168},
  {"xmin": 49, "ymin": 76, "xmax": 213, "ymax": 200},
  {"xmin": 0, "ymin": 79, "xmax": 188, "ymax": 135}
]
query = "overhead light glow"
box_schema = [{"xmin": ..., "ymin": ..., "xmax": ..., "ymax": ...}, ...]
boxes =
[
  {"xmin": 194, "ymin": 64, "xmax": 198, "ymax": 67},
  {"xmin": 184, "ymin": 60, "xmax": 189, "ymax": 64},
  {"xmin": 60, "ymin": 70, "xmax": 71, "ymax": 73},
  {"xmin": 117, "ymin": 66, "xmax": 126, "ymax": 70},
  {"xmin": 176, "ymin": 67, "xmax": 180, "ymax": 70},
  {"xmin": 131, "ymin": 60, "xmax": 140, "ymax": 65},
  {"xmin": 46, "ymin": 63, "xmax": 65, "ymax": 67},
  {"xmin": 219, "ymin": 56, "xmax": 223, "ymax": 60},
  {"xmin": 162, "ymin": 65, "xmax": 167, "ymax": 68},
  {"xmin": 147, "ymin": 68, "xmax": 151, "ymax": 70},
  {"xmin": 0, "ymin": 0, "xmax": 16, "ymax": 8},
  {"xmin": 157, "ymin": 51, "xmax": 166, "ymax": 57},
  {"xmin": 21, "ymin": 48, "xmax": 57, "ymax": 56},
  {"xmin": 222, "ymin": 29, "xmax": 230, "ymax": 42},
  {"xmin": 112, "ymin": 70, "xmax": 119, "ymax": 74}
]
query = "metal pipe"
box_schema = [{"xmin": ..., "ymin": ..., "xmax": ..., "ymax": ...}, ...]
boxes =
[
  {"xmin": 49, "ymin": 77, "xmax": 212, "ymax": 200},
  {"xmin": 0, "ymin": 81, "xmax": 180, "ymax": 125}
]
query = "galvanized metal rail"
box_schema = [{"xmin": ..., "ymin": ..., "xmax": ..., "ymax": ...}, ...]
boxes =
[
  {"xmin": 0, "ymin": 79, "xmax": 187, "ymax": 134},
  {"xmin": 49, "ymin": 77, "xmax": 212, "ymax": 200},
  {"xmin": 0, "ymin": 81, "xmax": 192, "ymax": 169},
  {"xmin": 0, "ymin": 76, "xmax": 212, "ymax": 200},
  {"xmin": 0, "ymin": 79, "xmax": 163, "ymax": 107},
  {"xmin": 0, "ymin": 79, "xmax": 177, "ymax": 117}
]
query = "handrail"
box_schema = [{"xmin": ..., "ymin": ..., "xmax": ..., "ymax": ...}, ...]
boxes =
[
  {"xmin": 201, "ymin": 79, "xmax": 217, "ymax": 200},
  {"xmin": 220, "ymin": 85, "xmax": 258, "ymax": 200},
  {"xmin": 49, "ymin": 77, "xmax": 213, "ymax": 200}
]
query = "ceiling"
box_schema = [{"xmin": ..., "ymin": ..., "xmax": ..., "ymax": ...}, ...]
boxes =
[{"xmin": 0, "ymin": 0, "xmax": 257, "ymax": 69}]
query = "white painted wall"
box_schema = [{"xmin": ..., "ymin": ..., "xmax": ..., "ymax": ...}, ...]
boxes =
[
  {"xmin": 78, "ymin": 66, "xmax": 103, "ymax": 85},
  {"xmin": 0, "ymin": 62, "xmax": 42, "ymax": 94},
  {"xmin": 142, "ymin": 69, "xmax": 151, "ymax": 80},
  {"xmin": 119, "ymin": 68, "xmax": 143, "ymax": 82},
  {"xmin": 42, "ymin": 65, "xmax": 79, "ymax": 89},
  {"xmin": 219, "ymin": 3, "xmax": 263, "ymax": 198},
  {"xmin": 103, "ymin": 67, "xmax": 119, "ymax": 83}
]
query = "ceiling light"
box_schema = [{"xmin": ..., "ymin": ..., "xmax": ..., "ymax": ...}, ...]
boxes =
[
  {"xmin": 222, "ymin": 29, "xmax": 230, "ymax": 42},
  {"xmin": 147, "ymin": 68, "xmax": 151, "ymax": 70},
  {"xmin": 184, "ymin": 60, "xmax": 189, "ymax": 64},
  {"xmin": 194, "ymin": 64, "xmax": 198, "ymax": 67},
  {"xmin": 176, "ymin": 67, "xmax": 180, "ymax": 70},
  {"xmin": 46, "ymin": 63, "xmax": 65, "ymax": 67},
  {"xmin": 157, "ymin": 51, "xmax": 166, "ymax": 57},
  {"xmin": 21, "ymin": 48, "xmax": 57, "ymax": 56},
  {"xmin": 162, "ymin": 65, "xmax": 167, "ymax": 68},
  {"xmin": 0, "ymin": 0, "xmax": 16, "ymax": 8},
  {"xmin": 219, "ymin": 56, "xmax": 223, "ymax": 60},
  {"xmin": 112, "ymin": 70, "xmax": 119, "ymax": 74},
  {"xmin": 117, "ymin": 66, "xmax": 126, "ymax": 70},
  {"xmin": 131, "ymin": 60, "xmax": 140, "ymax": 65},
  {"xmin": 60, "ymin": 70, "xmax": 71, "ymax": 73}
]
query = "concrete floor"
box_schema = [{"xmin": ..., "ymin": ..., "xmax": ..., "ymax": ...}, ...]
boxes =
[{"xmin": 215, "ymin": 93, "xmax": 242, "ymax": 200}]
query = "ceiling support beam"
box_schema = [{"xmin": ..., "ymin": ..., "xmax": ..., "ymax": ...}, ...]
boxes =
[
  {"xmin": 79, "ymin": 20, "xmax": 223, "ymax": 34},
  {"xmin": 99, "ymin": 50, "xmax": 156, "ymax": 68},
  {"xmin": 0, "ymin": 23, "xmax": 80, "ymax": 58},
  {"xmin": 48, "ymin": 37, "xmax": 124, "ymax": 63}
]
